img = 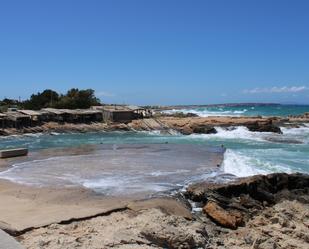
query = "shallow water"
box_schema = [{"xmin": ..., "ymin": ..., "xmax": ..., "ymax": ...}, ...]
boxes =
[
  {"xmin": 0, "ymin": 122, "xmax": 308, "ymax": 195},
  {"xmin": 0, "ymin": 144, "xmax": 224, "ymax": 196}
]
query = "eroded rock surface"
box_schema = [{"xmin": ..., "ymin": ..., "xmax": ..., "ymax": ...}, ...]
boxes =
[
  {"xmin": 245, "ymin": 120, "xmax": 282, "ymax": 133},
  {"xmin": 19, "ymin": 208, "xmax": 206, "ymax": 249},
  {"xmin": 16, "ymin": 173, "xmax": 309, "ymax": 249},
  {"xmin": 186, "ymin": 173, "xmax": 309, "ymax": 229}
]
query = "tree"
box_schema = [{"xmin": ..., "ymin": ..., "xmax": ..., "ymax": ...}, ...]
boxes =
[
  {"xmin": 55, "ymin": 88, "xmax": 100, "ymax": 109},
  {"xmin": 23, "ymin": 89, "xmax": 59, "ymax": 110},
  {"xmin": 1, "ymin": 88, "xmax": 101, "ymax": 110}
]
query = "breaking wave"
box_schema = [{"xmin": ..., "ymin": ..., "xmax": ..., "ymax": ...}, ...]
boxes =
[
  {"xmin": 221, "ymin": 149, "xmax": 294, "ymax": 177},
  {"xmin": 163, "ymin": 108, "xmax": 248, "ymax": 117}
]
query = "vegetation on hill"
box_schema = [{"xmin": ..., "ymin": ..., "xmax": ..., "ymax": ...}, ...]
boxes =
[{"xmin": 0, "ymin": 88, "xmax": 101, "ymax": 111}]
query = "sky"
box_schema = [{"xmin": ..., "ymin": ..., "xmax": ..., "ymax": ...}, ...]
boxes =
[{"xmin": 0, "ymin": 0, "xmax": 309, "ymax": 105}]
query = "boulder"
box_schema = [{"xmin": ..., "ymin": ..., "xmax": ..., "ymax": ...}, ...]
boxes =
[
  {"xmin": 203, "ymin": 201, "xmax": 243, "ymax": 229},
  {"xmin": 186, "ymin": 173, "xmax": 309, "ymax": 229},
  {"xmin": 109, "ymin": 123, "xmax": 131, "ymax": 131},
  {"xmin": 190, "ymin": 124, "xmax": 217, "ymax": 134},
  {"xmin": 246, "ymin": 120, "xmax": 282, "ymax": 133}
]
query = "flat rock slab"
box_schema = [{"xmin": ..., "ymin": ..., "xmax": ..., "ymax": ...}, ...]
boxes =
[
  {"xmin": 0, "ymin": 179, "xmax": 192, "ymax": 235},
  {"xmin": 0, "ymin": 179, "xmax": 131, "ymax": 234},
  {"xmin": 0, "ymin": 144, "xmax": 224, "ymax": 196},
  {"xmin": 0, "ymin": 148, "xmax": 28, "ymax": 159},
  {"xmin": 0, "ymin": 229, "xmax": 24, "ymax": 249}
]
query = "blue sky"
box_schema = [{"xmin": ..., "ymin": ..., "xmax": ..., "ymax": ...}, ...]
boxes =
[{"xmin": 0, "ymin": 0, "xmax": 309, "ymax": 105}]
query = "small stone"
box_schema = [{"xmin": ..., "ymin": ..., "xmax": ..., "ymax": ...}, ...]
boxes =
[
  {"xmin": 244, "ymin": 234, "xmax": 253, "ymax": 244},
  {"xmin": 259, "ymin": 238, "xmax": 278, "ymax": 249},
  {"xmin": 270, "ymin": 217, "xmax": 279, "ymax": 224}
]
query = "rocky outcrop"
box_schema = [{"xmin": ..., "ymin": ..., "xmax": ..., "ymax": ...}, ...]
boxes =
[
  {"xmin": 185, "ymin": 173, "xmax": 309, "ymax": 229},
  {"xmin": 15, "ymin": 173, "xmax": 309, "ymax": 249},
  {"xmin": 245, "ymin": 120, "xmax": 282, "ymax": 133},
  {"xmin": 147, "ymin": 116, "xmax": 286, "ymax": 135},
  {"xmin": 2, "ymin": 114, "xmax": 306, "ymax": 136},
  {"xmin": 190, "ymin": 124, "xmax": 217, "ymax": 134},
  {"xmin": 289, "ymin": 112, "xmax": 309, "ymax": 119}
]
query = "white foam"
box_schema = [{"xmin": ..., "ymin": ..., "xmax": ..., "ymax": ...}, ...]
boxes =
[
  {"xmin": 280, "ymin": 125, "xmax": 309, "ymax": 144},
  {"xmin": 222, "ymin": 149, "xmax": 268, "ymax": 177},
  {"xmin": 188, "ymin": 126, "xmax": 267, "ymax": 142},
  {"xmin": 148, "ymin": 169, "xmax": 190, "ymax": 177},
  {"xmin": 221, "ymin": 149, "xmax": 297, "ymax": 177},
  {"xmin": 281, "ymin": 125, "xmax": 309, "ymax": 135},
  {"xmin": 163, "ymin": 108, "xmax": 248, "ymax": 117}
]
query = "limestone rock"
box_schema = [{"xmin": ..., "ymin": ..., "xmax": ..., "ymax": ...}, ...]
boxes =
[
  {"xmin": 203, "ymin": 201, "xmax": 243, "ymax": 229},
  {"xmin": 246, "ymin": 120, "xmax": 282, "ymax": 133},
  {"xmin": 190, "ymin": 124, "xmax": 217, "ymax": 134}
]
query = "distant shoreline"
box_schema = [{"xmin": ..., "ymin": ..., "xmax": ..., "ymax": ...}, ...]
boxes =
[{"xmin": 152, "ymin": 102, "xmax": 309, "ymax": 111}]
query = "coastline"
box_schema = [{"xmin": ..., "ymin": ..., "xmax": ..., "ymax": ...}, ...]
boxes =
[{"xmin": 0, "ymin": 113, "xmax": 308, "ymax": 137}]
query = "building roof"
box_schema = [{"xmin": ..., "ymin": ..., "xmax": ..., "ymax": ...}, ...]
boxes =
[
  {"xmin": 76, "ymin": 109, "xmax": 102, "ymax": 115},
  {"xmin": 125, "ymin": 105, "xmax": 145, "ymax": 111},
  {"xmin": 94, "ymin": 105, "xmax": 134, "ymax": 112},
  {"xmin": 37, "ymin": 110, "xmax": 52, "ymax": 115},
  {"xmin": 42, "ymin": 108, "xmax": 102, "ymax": 115},
  {"xmin": 6, "ymin": 112, "xmax": 31, "ymax": 120},
  {"xmin": 18, "ymin": 110, "xmax": 42, "ymax": 116},
  {"xmin": 42, "ymin": 108, "xmax": 68, "ymax": 115}
]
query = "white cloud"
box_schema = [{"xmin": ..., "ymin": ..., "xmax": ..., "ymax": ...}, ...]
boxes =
[
  {"xmin": 96, "ymin": 91, "xmax": 115, "ymax": 97},
  {"xmin": 243, "ymin": 86, "xmax": 309, "ymax": 94}
]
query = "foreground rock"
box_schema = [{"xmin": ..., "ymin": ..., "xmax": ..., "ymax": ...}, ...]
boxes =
[
  {"xmin": 215, "ymin": 200, "xmax": 309, "ymax": 249},
  {"xmin": 15, "ymin": 173, "xmax": 309, "ymax": 249},
  {"xmin": 18, "ymin": 208, "xmax": 206, "ymax": 249},
  {"xmin": 203, "ymin": 201, "xmax": 243, "ymax": 229},
  {"xmin": 185, "ymin": 173, "xmax": 309, "ymax": 249},
  {"xmin": 186, "ymin": 173, "xmax": 309, "ymax": 229}
]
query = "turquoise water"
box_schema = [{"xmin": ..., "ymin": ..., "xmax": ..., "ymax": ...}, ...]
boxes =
[
  {"xmin": 1, "ymin": 125, "xmax": 309, "ymax": 177},
  {"xmin": 164, "ymin": 104, "xmax": 309, "ymax": 117}
]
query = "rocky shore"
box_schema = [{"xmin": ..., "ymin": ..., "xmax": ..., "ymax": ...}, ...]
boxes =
[
  {"xmin": 0, "ymin": 173, "xmax": 306, "ymax": 249},
  {"xmin": 186, "ymin": 173, "xmax": 309, "ymax": 248},
  {"xmin": 1, "ymin": 113, "xmax": 309, "ymax": 137}
]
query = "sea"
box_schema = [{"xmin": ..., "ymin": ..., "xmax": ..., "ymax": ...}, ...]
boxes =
[{"xmin": 0, "ymin": 104, "xmax": 308, "ymax": 196}]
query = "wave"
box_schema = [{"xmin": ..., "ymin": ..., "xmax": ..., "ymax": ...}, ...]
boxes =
[
  {"xmin": 221, "ymin": 149, "xmax": 269, "ymax": 177},
  {"xmin": 280, "ymin": 125, "xmax": 309, "ymax": 144},
  {"xmin": 163, "ymin": 108, "xmax": 248, "ymax": 117},
  {"xmin": 187, "ymin": 125, "xmax": 309, "ymax": 144},
  {"xmin": 188, "ymin": 126, "xmax": 267, "ymax": 142},
  {"xmin": 221, "ymin": 149, "xmax": 294, "ymax": 177},
  {"xmin": 281, "ymin": 124, "xmax": 309, "ymax": 136}
]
